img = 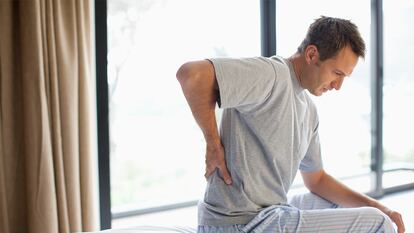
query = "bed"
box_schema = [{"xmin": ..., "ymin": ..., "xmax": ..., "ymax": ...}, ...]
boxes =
[{"xmin": 82, "ymin": 226, "xmax": 197, "ymax": 233}]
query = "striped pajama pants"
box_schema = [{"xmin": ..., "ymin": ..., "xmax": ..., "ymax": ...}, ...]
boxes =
[{"xmin": 198, "ymin": 193, "xmax": 395, "ymax": 233}]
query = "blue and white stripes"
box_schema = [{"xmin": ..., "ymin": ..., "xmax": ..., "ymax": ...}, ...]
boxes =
[{"xmin": 198, "ymin": 193, "xmax": 395, "ymax": 233}]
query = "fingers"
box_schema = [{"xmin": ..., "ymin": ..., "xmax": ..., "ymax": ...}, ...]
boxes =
[
  {"xmin": 204, "ymin": 162, "xmax": 233, "ymax": 185},
  {"xmin": 204, "ymin": 142, "xmax": 232, "ymax": 185},
  {"xmin": 389, "ymin": 211, "xmax": 405, "ymax": 233},
  {"xmin": 204, "ymin": 165, "xmax": 215, "ymax": 180},
  {"xmin": 218, "ymin": 161, "xmax": 232, "ymax": 185},
  {"xmin": 395, "ymin": 215, "xmax": 405, "ymax": 233},
  {"xmin": 397, "ymin": 223, "xmax": 405, "ymax": 233}
]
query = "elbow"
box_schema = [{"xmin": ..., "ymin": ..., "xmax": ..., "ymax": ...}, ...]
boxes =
[
  {"xmin": 176, "ymin": 60, "xmax": 217, "ymax": 92},
  {"xmin": 176, "ymin": 62, "xmax": 193, "ymax": 86},
  {"xmin": 302, "ymin": 170, "xmax": 326, "ymax": 193},
  {"xmin": 304, "ymin": 181, "xmax": 318, "ymax": 193},
  {"xmin": 176, "ymin": 61, "xmax": 205, "ymax": 91}
]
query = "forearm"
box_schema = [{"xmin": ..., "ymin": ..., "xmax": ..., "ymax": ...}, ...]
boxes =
[
  {"xmin": 305, "ymin": 171, "xmax": 386, "ymax": 210},
  {"xmin": 177, "ymin": 60, "xmax": 233, "ymax": 184},
  {"xmin": 303, "ymin": 170, "xmax": 405, "ymax": 232},
  {"xmin": 176, "ymin": 60, "xmax": 221, "ymax": 144}
]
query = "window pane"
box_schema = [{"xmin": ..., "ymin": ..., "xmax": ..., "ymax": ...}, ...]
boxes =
[
  {"xmin": 383, "ymin": 0, "xmax": 414, "ymax": 188},
  {"xmin": 107, "ymin": 0, "xmax": 260, "ymax": 213},
  {"xmin": 277, "ymin": 0, "xmax": 372, "ymax": 192}
]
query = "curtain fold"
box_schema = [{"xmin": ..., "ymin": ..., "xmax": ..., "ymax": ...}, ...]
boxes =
[{"xmin": 0, "ymin": 0, "xmax": 97, "ymax": 232}]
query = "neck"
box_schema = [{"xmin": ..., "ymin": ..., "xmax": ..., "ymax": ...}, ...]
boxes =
[{"xmin": 288, "ymin": 53, "xmax": 305, "ymax": 88}]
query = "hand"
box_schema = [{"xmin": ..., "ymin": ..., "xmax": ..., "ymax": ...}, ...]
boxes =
[
  {"xmin": 384, "ymin": 209, "xmax": 405, "ymax": 233},
  {"xmin": 204, "ymin": 142, "xmax": 232, "ymax": 185}
]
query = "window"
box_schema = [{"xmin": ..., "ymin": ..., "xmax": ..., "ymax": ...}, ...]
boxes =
[
  {"xmin": 383, "ymin": 0, "xmax": 414, "ymax": 188},
  {"xmin": 96, "ymin": 0, "xmax": 414, "ymax": 228},
  {"xmin": 107, "ymin": 0, "xmax": 260, "ymax": 217},
  {"xmin": 276, "ymin": 0, "xmax": 372, "ymax": 192}
]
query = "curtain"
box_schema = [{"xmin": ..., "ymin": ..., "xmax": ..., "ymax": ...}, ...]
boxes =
[{"xmin": 0, "ymin": 0, "xmax": 97, "ymax": 232}]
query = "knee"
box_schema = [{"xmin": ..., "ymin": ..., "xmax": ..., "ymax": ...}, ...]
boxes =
[{"xmin": 360, "ymin": 207, "xmax": 395, "ymax": 232}]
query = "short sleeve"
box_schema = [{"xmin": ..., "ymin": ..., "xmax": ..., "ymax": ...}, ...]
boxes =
[
  {"xmin": 208, "ymin": 57, "xmax": 276, "ymax": 109},
  {"xmin": 299, "ymin": 123, "xmax": 324, "ymax": 172}
]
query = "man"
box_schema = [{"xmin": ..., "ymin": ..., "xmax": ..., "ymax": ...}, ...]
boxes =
[{"xmin": 176, "ymin": 16, "xmax": 405, "ymax": 233}]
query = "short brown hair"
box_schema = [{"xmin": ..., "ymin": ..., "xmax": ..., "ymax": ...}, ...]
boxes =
[{"xmin": 297, "ymin": 16, "xmax": 366, "ymax": 61}]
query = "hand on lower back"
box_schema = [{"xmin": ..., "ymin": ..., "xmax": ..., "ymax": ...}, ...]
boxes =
[{"xmin": 204, "ymin": 142, "xmax": 232, "ymax": 185}]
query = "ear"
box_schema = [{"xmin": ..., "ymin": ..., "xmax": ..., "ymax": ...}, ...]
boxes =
[{"xmin": 304, "ymin": 45, "xmax": 319, "ymax": 64}]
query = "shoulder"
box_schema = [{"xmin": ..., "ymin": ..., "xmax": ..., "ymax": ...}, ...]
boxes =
[
  {"xmin": 268, "ymin": 55, "xmax": 291, "ymax": 77},
  {"xmin": 208, "ymin": 56, "xmax": 278, "ymax": 84},
  {"xmin": 209, "ymin": 56, "xmax": 277, "ymax": 71}
]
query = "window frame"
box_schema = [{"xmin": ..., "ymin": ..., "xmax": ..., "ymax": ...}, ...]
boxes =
[{"xmin": 94, "ymin": 0, "xmax": 414, "ymax": 229}]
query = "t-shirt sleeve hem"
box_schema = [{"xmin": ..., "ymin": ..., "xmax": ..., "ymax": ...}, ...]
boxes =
[{"xmin": 207, "ymin": 58, "xmax": 227, "ymax": 109}]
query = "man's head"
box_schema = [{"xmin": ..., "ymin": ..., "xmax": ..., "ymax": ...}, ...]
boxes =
[
  {"xmin": 294, "ymin": 16, "xmax": 366, "ymax": 96},
  {"xmin": 298, "ymin": 16, "xmax": 365, "ymax": 61}
]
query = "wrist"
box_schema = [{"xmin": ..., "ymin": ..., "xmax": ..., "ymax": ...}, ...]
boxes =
[
  {"xmin": 369, "ymin": 199, "xmax": 389, "ymax": 214},
  {"xmin": 206, "ymin": 138, "xmax": 221, "ymax": 146},
  {"xmin": 204, "ymin": 133, "xmax": 221, "ymax": 145},
  {"xmin": 206, "ymin": 138, "xmax": 222, "ymax": 149}
]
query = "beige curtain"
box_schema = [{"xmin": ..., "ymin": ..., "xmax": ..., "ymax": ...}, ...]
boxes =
[{"xmin": 0, "ymin": 0, "xmax": 97, "ymax": 233}]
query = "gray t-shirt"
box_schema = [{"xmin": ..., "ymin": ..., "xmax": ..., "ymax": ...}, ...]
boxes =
[{"xmin": 198, "ymin": 56, "xmax": 323, "ymax": 226}]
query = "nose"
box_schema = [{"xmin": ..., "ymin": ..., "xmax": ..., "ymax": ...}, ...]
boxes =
[{"xmin": 331, "ymin": 77, "xmax": 344, "ymax": 90}]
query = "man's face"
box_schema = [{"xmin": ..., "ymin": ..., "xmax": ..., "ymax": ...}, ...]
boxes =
[{"xmin": 302, "ymin": 45, "xmax": 359, "ymax": 96}]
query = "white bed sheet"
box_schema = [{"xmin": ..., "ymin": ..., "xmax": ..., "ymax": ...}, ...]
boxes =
[{"xmin": 81, "ymin": 226, "xmax": 197, "ymax": 233}]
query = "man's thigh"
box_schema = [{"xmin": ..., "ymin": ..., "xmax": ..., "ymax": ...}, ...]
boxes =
[
  {"xmin": 288, "ymin": 192, "xmax": 339, "ymax": 210},
  {"xmin": 241, "ymin": 205, "xmax": 394, "ymax": 233},
  {"xmin": 198, "ymin": 224, "xmax": 245, "ymax": 233}
]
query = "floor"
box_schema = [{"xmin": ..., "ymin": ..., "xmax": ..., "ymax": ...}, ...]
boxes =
[{"xmin": 112, "ymin": 189, "xmax": 414, "ymax": 232}]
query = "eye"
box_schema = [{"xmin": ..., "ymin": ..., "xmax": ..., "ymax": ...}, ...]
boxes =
[{"xmin": 334, "ymin": 71, "xmax": 344, "ymax": 77}]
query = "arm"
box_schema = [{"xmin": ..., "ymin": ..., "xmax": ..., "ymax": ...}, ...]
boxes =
[
  {"xmin": 176, "ymin": 60, "xmax": 232, "ymax": 185},
  {"xmin": 301, "ymin": 170, "xmax": 405, "ymax": 233}
]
